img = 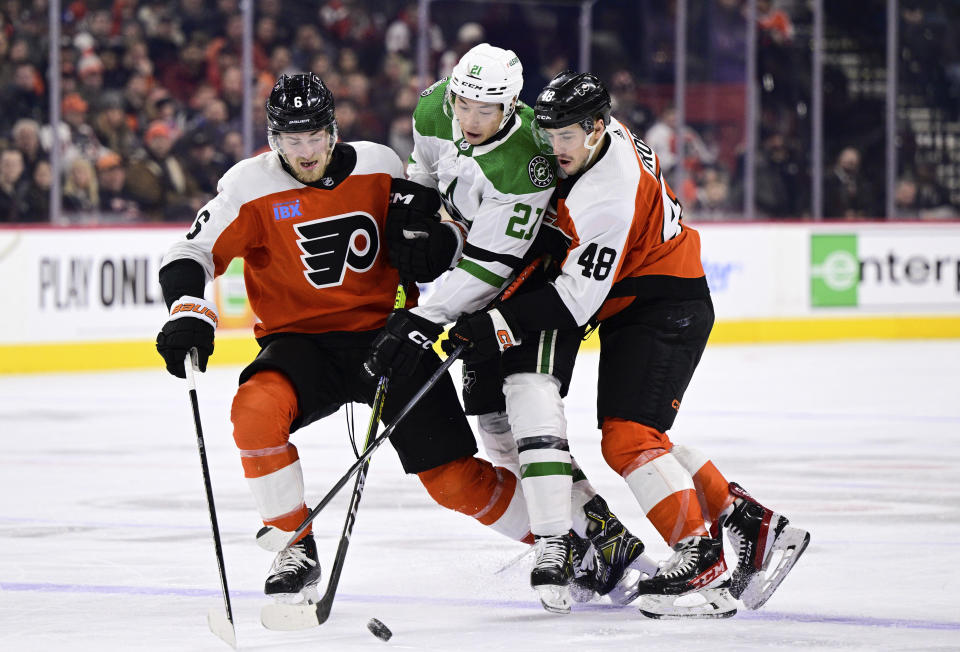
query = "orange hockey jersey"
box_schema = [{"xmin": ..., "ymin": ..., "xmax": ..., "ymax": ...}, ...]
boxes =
[{"xmin": 161, "ymin": 142, "xmax": 408, "ymax": 337}]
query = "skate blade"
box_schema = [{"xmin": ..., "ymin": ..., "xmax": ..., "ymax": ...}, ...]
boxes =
[
  {"xmin": 741, "ymin": 527, "xmax": 810, "ymax": 610},
  {"xmin": 206, "ymin": 607, "xmax": 237, "ymax": 648},
  {"xmin": 638, "ymin": 588, "xmax": 738, "ymax": 619},
  {"xmin": 534, "ymin": 584, "xmax": 572, "ymax": 614},
  {"xmin": 607, "ymin": 554, "xmax": 660, "ymax": 606}
]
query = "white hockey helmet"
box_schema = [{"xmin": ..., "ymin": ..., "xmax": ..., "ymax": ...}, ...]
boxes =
[{"xmin": 445, "ymin": 43, "xmax": 523, "ymax": 132}]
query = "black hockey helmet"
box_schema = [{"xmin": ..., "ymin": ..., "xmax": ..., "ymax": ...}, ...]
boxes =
[
  {"xmin": 266, "ymin": 72, "xmax": 336, "ymax": 134},
  {"xmin": 533, "ymin": 70, "xmax": 611, "ymax": 132}
]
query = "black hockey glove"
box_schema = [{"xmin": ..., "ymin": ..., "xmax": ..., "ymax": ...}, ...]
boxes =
[
  {"xmin": 441, "ymin": 308, "xmax": 523, "ymax": 363},
  {"xmin": 156, "ymin": 296, "xmax": 218, "ymax": 378},
  {"xmin": 386, "ymin": 178, "xmax": 458, "ymax": 282},
  {"xmin": 364, "ymin": 309, "xmax": 444, "ymax": 379}
]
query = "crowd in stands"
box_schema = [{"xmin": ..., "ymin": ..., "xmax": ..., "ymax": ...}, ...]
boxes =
[{"xmin": 0, "ymin": 0, "xmax": 957, "ymax": 224}]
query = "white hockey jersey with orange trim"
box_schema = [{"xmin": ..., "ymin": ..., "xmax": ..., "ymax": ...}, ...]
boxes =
[
  {"xmin": 161, "ymin": 142, "xmax": 407, "ymax": 337},
  {"xmin": 549, "ymin": 117, "xmax": 706, "ymax": 325}
]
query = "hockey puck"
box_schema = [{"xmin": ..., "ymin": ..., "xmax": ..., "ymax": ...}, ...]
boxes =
[{"xmin": 367, "ymin": 617, "xmax": 392, "ymax": 642}]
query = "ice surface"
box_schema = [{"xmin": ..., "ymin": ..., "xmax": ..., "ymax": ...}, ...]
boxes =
[{"xmin": 2, "ymin": 340, "xmax": 958, "ymax": 650}]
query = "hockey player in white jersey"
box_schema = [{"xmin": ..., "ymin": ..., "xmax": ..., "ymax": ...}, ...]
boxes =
[
  {"xmin": 442, "ymin": 71, "xmax": 810, "ymax": 618},
  {"xmin": 364, "ymin": 44, "xmax": 656, "ymax": 613}
]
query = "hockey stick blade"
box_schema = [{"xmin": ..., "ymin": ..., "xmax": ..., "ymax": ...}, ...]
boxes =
[
  {"xmin": 207, "ymin": 606, "xmax": 238, "ymax": 647},
  {"xmin": 261, "ymin": 601, "xmax": 326, "ymax": 631},
  {"xmin": 255, "ymin": 345, "xmax": 465, "ymax": 553}
]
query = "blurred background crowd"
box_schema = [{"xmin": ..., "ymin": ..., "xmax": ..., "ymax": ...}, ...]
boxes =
[{"xmin": 0, "ymin": 0, "xmax": 958, "ymax": 224}]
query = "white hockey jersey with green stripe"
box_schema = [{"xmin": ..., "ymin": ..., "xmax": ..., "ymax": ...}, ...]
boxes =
[{"xmin": 406, "ymin": 77, "xmax": 557, "ymax": 325}]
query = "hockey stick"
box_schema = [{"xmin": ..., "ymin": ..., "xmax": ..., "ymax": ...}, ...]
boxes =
[
  {"xmin": 256, "ymin": 343, "xmax": 464, "ymax": 554},
  {"xmin": 184, "ymin": 349, "xmax": 237, "ymax": 649}
]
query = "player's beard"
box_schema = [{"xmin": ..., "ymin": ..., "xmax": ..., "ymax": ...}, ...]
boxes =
[{"xmin": 287, "ymin": 150, "xmax": 332, "ymax": 184}]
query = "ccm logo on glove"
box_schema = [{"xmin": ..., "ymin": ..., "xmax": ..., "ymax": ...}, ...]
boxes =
[{"xmin": 407, "ymin": 330, "xmax": 435, "ymax": 349}]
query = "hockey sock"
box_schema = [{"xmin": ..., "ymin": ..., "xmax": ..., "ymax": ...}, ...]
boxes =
[
  {"xmin": 232, "ymin": 370, "xmax": 311, "ymax": 538},
  {"xmin": 505, "ymin": 373, "xmax": 572, "ymax": 536},
  {"xmin": 476, "ymin": 411, "xmax": 519, "ymax": 473},
  {"xmin": 671, "ymin": 444, "xmax": 735, "ymax": 531},
  {"xmin": 418, "ymin": 456, "xmax": 533, "ymax": 543},
  {"xmin": 601, "ymin": 418, "xmax": 707, "ymax": 546}
]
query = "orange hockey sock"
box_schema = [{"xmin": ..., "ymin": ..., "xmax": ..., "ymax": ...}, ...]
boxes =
[{"xmin": 419, "ymin": 456, "xmax": 532, "ymax": 543}]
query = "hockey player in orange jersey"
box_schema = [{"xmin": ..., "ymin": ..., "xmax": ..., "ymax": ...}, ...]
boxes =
[
  {"xmin": 155, "ymin": 73, "xmax": 536, "ymax": 615},
  {"xmin": 442, "ymin": 71, "xmax": 810, "ymax": 618}
]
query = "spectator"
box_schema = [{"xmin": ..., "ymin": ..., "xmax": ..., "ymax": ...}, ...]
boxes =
[
  {"xmin": 608, "ymin": 69, "xmax": 654, "ymax": 136},
  {"xmin": 96, "ymin": 151, "xmax": 141, "ymax": 219},
  {"xmin": 161, "ymin": 38, "xmax": 208, "ymax": 104},
  {"xmin": 754, "ymin": 132, "xmax": 805, "ymax": 217},
  {"xmin": 0, "ymin": 63, "xmax": 44, "ymax": 135},
  {"xmin": 24, "ymin": 158, "xmax": 52, "ymax": 221},
  {"xmin": 290, "ymin": 24, "xmax": 330, "ymax": 71},
  {"xmin": 92, "ymin": 92, "xmax": 139, "ymax": 161},
  {"xmin": 913, "ymin": 162, "xmax": 954, "ymax": 214},
  {"xmin": 644, "ymin": 105, "xmax": 717, "ymax": 179},
  {"xmin": 0, "ymin": 148, "xmax": 30, "ymax": 222},
  {"xmin": 893, "ymin": 177, "xmax": 919, "ymax": 218},
  {"xmin": 11, "ymin": 118, "xmax": 44, "ymax": 178},
  {"xmin": 179, "ymin": 127, "xmax": 221, "ymax": 198},
  {"xmin": 62, "ymin": 157, "xmax": 100, "ymax": 214},
  {"xmin": 76, "ymin": 54, "xmax": 107, "ymax": 106},
  {"xmin": 126, "ymin": 120, "xmax": 198, "ymax": 221},
  {"xmin": 824, "ymin": 147, "xmax": 877, "ymax": 219},
  {"xmin": 693, "ymin": 165, "xmax": 733, "ymax": 218},
  {"xmin": 60, "ymin": 93, "xmax": 103, "ymax": 162}
]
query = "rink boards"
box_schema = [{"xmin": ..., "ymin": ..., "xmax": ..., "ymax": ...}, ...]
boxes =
[{"xmin": 1, "ymin": 221, "xmax": 958, "ymax": 373}]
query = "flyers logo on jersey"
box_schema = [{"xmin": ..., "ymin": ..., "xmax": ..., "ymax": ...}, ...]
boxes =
[{"xmin": 294, "ymin": 212, "xmax": 379, "ymax": 289}]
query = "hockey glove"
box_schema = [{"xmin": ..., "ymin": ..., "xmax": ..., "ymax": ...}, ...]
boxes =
[
  {"xmin": 386, "ymin": 178, "xmax": 459, "ymax": 282},
  {"xmin": 156, "ymin": 296, "xmax": 218, "ymax": 378},
  {"xmin": 364, "ymin": 309, "xmax": 444, "ymax": 379},
  {"xmin": 441, "ymin": 308, "xmax": 522, "ymax": 363}
]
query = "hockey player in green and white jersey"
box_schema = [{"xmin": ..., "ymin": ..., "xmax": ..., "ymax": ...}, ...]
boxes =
[{"xmin": 364, "ymin": 43, "xmax": 656, "ymax": 614}]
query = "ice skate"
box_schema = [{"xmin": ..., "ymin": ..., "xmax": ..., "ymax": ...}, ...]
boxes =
[
  {"xmin": 582, "ymin": 495, "xmax": 657, "ymax": 603},
  {"xmin": 264, "ymin": 534, "xmax": 322, "ymax": 605},
  {"xmin": 531, "ymin": 532, "xmax": 576, "ymax": 614},
  {"xmin": 629, "ymin": 535, "xmax": 737, "ymax": 619},
  {"xmin": 722, "ymin": 482, "xmax": 810, "ymax": 609},
  {"xmin": 568, "ymin": 531, "xmax": 610, "ymax": 603}
]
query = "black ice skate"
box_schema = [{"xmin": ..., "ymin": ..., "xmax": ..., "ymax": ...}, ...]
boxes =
[
  {"xmin": 264, "ymin": 533, "xmax": 322, "ymax": 604},
  {"xmin": 531, "ymin": 531, "xmax": 576, "ymax": 614},
  {"xmin": 630, "ymin": 535, "xmax": 737, "ymax": 619},
  {"xmin": 582, "ymin": 495, "xmax": 657, "ymax": 603},
  {"xmin": 722, "ymin": 482, "xmax": 810, "ymax": 609},
  {"xmin": 568, "ymin": 531, "xmax": 610, "ymax": 603}
]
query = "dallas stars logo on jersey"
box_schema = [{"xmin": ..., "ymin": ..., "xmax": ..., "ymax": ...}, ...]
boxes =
[{"xmin": 528, "ymin": 155, "xmax": 555, "ymax": 188}]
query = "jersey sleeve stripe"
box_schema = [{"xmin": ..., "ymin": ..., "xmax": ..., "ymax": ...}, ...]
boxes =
[
  {"xmin": 456, "ymin": 259, "xmax": 508, "ymax": 287},
  {"xmin": 462, "ymin": 242, "xmax": 524, "ymax": 269}
]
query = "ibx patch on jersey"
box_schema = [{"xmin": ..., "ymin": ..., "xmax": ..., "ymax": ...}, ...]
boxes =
[
  {"xmin": 294, "ymin": 212, "xmax": 379, "ymax": 288},
  {"xmin": 528, "ymin": 155, "xmax": 555, "ymax": 188},
  {"xmin": 272, "ymin": 199, "xmax": 303, "ymax": 220}
]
